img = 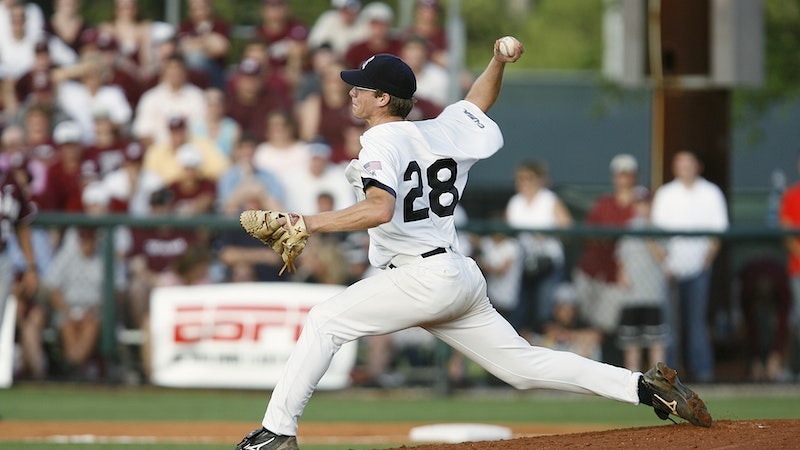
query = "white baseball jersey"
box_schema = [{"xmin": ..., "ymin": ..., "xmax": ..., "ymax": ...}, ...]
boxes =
[{"xmin": 345, "ymin": 100, "xmax": 503, "ymax": 268}]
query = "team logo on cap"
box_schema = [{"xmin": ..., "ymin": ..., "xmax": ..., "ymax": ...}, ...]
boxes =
[{"xmin": 361, "ymin": 55, "xmax": 375, "ymax": 70}]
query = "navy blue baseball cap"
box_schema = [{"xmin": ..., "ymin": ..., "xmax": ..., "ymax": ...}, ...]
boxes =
[{"xmin": 340, "ymin": 54, "xmax": 416, "ymax": 100}]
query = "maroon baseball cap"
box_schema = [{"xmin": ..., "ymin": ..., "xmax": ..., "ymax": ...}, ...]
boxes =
[{"xmin": 340, "ymin": 54, "xmax": 416, "ymax": 99}]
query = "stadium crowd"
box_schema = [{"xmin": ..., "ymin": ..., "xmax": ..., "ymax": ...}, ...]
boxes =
[{"xmin": 0, "ymin": 0, "xmax": 460, "ymax": 383}]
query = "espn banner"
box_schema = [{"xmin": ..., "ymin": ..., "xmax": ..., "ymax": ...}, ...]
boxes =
[{"xmin": 150, "ymin": 282, "xmax": 356, "ymax": 390}]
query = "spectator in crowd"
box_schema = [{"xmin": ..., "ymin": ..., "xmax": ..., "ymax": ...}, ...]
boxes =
[
  {"xmin": 779, "ymin": 149, "xmax": 800, "ymax": 379},
  {"xmin": 224, "ymin": 39, "xmax": 292, "ymax": 103},
  {"xmin": 287, "ymin": 140, "xmax": 354, "ymax": 215},
  {"xmin": 216, "ymin": 134, "xmax": 285, "ymax": 216},
  {"xmin": 573, "ymin": 154, "xmax": 639, "ymax": 339},
  {"xmin": 253, "ymin": 110, "xmax": 309, "ymax": 207},
  {"xmin": 294, "ymin": 43, "xmax": 337, "ymax": 106},
  {"xmin": 400, "ymin": 35, "xmax": 449, "ymax": 108},
  {"xmin": 738, "ymin": 257, "xmax": 792, "ymax": 382},
  {"xmin": 55, "ymin": 54, "xmax": 132, "ymax": 144},
  {"xmin": 39, "ymin": 120, "xmax": 90, "ymax": 212},
  {"xmin": 189, "ymin": 87, "xmax": 240, "ymax": 158},
  {"xmin": 74, "ymin": 28, "xmax": 142, "ymax": 110},
  {"xmin": 0, "ymin": 0, "xmax": 44, "ymax": 44},
  {"xmin": 651, "ymin": 150, "xmax": 728, "ymax": 383},
  {"xmin": 177, "ymin": 0, "xmax": 230, "ymax": 89},
  {"xmin": 254, "ymin": 0, "xmax": 308, "ymax": 88},
  {"xmin": 505, "ymin": 160, "xmax": 573, "ymax": 340},
  {"xmin": 307, "ymin": 0, "xmax": 368, "ymax": 57},
  {"xmin": 296, "ymin": 61, "xmax": 351, "ymax": 164},
  {"xmin": 126, "ymin": 187, "xmax": 197, "ymax": 328},
  {"xmin": 0, "ymin": 2, "xmax": 53, "ymax": 82},
  {"xmin": 84, "ymin": 107, "xmax": 129, "ymax": 175},
  {"xmin": 400, "ymin": 0, "xmax": 448, "ymax": 67},
  {"xmin": 142, "ymin": 115, "xmax": 229, "ymax": 185},
  {"xmin": 104, "ymin": 141, "xmax": 163, "ymax": 215},
  {"xmin": 215, "ymin": 184, "xmax": 286, "ymax": 283},
  {"xmin": 46, "ymin": 0, "xmax": 90, "ymax": 53},
  {"xmin": 98, "ymin": 0, "xmax": 153, "ymax": 76},
  {"xmin": 138, "ymin": 34, "xmax": 210, "ymax": 93},
  {"xmin": 343, "ymin": 2, "xmax": 402, "ymax": 69},
  {"xmin": 0, "ymin": 125, "xmax": 44, "ymax": 200},
  {"xmin": 615, "ymin": 187, "xmax": 669, "ymax": 372},
  {"xmin": 44, "ymin": 226, "xmax": 104, "ymax": 379},
  {"xmin": 1, "ymin": 132, "xmax": 39, "ymax": 379},
  {"xmin": 477, "ymin": 230, "xmax": 523, "ymax": 321},
  {"xmin": 224, "ymin": 57, "xmax": 292, "ymax": 141},
  {"xmin": 166, "ymin": 144, "xmax": 217, "ymax": 216},
  {"xmin": 535, "ymin": 283, "xmax": 603, "ymax": 360},
  {"xmin": 132, "ymin": 54, "xmax": 207, "ymax": 147},
  {"xmin": 11, "ymin": 40, "xmax": 55, "ymax": 115},
  {"xmin": 20, "ymin": 107, "xmax": 59, "ymax": 202}
]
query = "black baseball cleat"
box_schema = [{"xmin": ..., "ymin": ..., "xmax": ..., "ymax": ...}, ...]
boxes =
[
  {"xmin": 640, "ymin": 362, "xmax": 713, "ymax": 427},
  {"xmin": 235, "ymin": 427, "xmax": 299, "ymax": 450}
]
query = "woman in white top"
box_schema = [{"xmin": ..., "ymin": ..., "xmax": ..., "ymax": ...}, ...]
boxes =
[
  {"xmin": 252, "ymin": 110, "xmax": 309, "ymax": 210},
  {"xmin": 505, "ymin": 160, "xmax": 573, "ymax": 339}
]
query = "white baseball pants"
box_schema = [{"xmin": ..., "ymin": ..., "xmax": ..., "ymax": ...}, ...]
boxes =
[{"xmin": 263, "ymin": 251, "xmax": 641, "ymax": 435}]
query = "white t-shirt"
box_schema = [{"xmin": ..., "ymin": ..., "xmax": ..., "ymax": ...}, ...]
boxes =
[
  {"xmin": 480, "ymin": 235, "xmax": 522, "ymax": 311},
  {"xmin": 57, "ymin": 81, "xmax": 132, "ymax": 144},
  {"xmin": 307, "ymin": 9, "xmax": 368, "ymax": 56},
  {"xmin": 253, "ymin": 141, "xmax": 310, "ymax": 209},
  {"xmin": 651, "ymin": 177, "xmax": 728, "ymax": 279},
  {"xmin": 290, "ymin": 164, "xmax": 355, "ymax": 215},
  {"xmin": 132, "ymin": 83, "xmax": 207, "ymax": 144},
  {"xmin": 505, "ymin": 189, "xmax": 565, "ymax": 263},
  {"xmin": 346, "ymin": 100, "xmax": 503, "ymax": 268}
]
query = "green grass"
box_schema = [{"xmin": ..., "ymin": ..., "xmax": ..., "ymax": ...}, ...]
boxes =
[{"xmin": 1, "ymin": 384, "xmax": 799, "ymax": 450}]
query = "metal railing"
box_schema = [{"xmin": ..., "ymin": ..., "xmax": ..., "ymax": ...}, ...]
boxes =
[{"xmin": 31, "ymin": 212, "xmax": 800, "ymax": 382}]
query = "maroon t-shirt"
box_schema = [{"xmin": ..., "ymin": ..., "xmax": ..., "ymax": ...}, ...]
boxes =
[
  {"xmin": 38, "ymin": 160, "xmax": 85, "ymax": 212},
  {"xmin": 85, "ymin": 139, "xmax": 129, "ymax": 175},
  {"xmin": 224, "ymin": 74, "xmax": 292, "ymax": 139},
  {"xmin": 0, "ymin": 171, "xmax": 37, "ymax": 252},
  {"xmin": 167, "ymin": 178, "xmax": 217, "ymax": 214},
  {"xmin": 576, "ymin": 194, "xmax": 635, "ymax": 282},
  {"xmin": 129, "ymin": 227, "xmax": 197, "ymax": 272}
]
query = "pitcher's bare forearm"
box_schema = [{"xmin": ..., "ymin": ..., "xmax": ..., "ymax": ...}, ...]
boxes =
[
  {"xmin": 465, "ymin": 37, "xmax": 523, "ymax": 113},
  {"xmin": 304, "ymin": 186, "xmax": 395, "ymax": 234}
]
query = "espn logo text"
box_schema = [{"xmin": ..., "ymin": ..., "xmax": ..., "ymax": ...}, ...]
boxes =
[{"xmin": 173, "ymin": 304, "xmax": 311, "ymax": 344}]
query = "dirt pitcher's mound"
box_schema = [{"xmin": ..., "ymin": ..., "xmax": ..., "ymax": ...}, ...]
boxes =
[{"xmin": 392, "ymin": 420, "xmax": 799, "ymax": 450}]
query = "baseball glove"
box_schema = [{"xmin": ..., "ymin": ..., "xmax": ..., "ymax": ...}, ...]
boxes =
[{"xmin": 239, "ymin": 209, "xmax": 310, "ymax": 275}]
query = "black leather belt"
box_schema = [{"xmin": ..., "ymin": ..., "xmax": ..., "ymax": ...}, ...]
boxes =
[{"xmin": 388, "ymin": 247, "xmax": 446, "ymax": 269}]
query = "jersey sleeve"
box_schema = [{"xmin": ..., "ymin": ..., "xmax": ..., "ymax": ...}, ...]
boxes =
[
  {"xmin": 418, "ymin": 100, "xmax": 504, "ymax": 160},
  {"xmin": 356, "ymin": 135, "xmax": 400, "ymax": 198}
]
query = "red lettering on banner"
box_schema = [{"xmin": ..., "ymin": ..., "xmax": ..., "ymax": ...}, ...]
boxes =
[{"xmin": 173, "ymin": 304, "xmax": 312, "ymax": 344}]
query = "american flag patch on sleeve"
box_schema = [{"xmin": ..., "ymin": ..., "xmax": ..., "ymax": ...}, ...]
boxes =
[{"xmin": 363, "ymin": 161, "xmax": 382, "ymax": 175}]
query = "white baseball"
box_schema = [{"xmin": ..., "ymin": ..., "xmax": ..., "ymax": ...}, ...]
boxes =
[{"xmin": 498, "ymin": 36, "xmax": 517, "ymax": 58}]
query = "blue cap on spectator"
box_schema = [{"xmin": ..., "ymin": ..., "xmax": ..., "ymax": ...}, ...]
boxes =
[{"xmin": 340, "ymin": 54, "xmax": 416, "ymax": 99}]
